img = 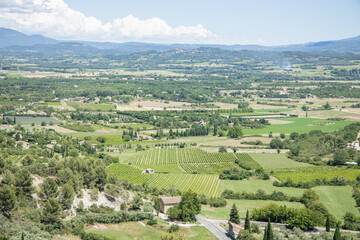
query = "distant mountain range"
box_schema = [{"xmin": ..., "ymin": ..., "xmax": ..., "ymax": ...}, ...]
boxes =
[{"xmin": 0, "ymin": 27, "xmax": 360, "ymax": 55}]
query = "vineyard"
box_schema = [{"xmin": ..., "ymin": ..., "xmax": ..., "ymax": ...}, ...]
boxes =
[
  {"xmin": 107, "ymin": 149, "xmax": 263, "ymax": 196},
  {"xmin": 124, "ymin": 148, "xmax": 237, "ymax": 165},
  {"xmin": 107, "ymin": 163, "xmax": 220, "ymax": 196},
  {"xmin": 235, "ymin": 153, "xmax": 262, "ymax": 170}
]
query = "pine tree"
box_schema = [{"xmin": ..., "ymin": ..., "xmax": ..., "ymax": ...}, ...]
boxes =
[
  {"xmin": 326, "ymin": 215, "xmax": 331, "ymax": 232},
  {"xmin": 333, "ymin": 226, "xmax": 341, "ymax": 240},
  {"xmin": 263, "ymin": 226, "xmax": 268, "ymax": 240},
  {"xmin": 229, "ymin": 204, "xmax": 240, "ymax": 224},
  {"xmin": 266, "ymin": 219, "xmax": 273, "ymax": 240},
  {"xmin": 244, "ymin": 210, "xmax": 251, "ymax": 231}
]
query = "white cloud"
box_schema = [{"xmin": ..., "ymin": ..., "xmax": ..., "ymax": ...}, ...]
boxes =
[{"xmin": 0, "ymin": 0, "xmax": 215, "ymax": 43}]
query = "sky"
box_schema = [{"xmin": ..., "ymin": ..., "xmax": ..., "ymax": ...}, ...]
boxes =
[{"xmin": 0, "ymin": 0, "xmax": 359, "ymax": 45}]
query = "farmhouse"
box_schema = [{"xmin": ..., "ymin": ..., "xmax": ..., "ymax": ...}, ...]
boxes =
[
  {"xmin": 229, "ymin": 222, "xmax": 242, "ymax": 239},
  {"xmin": 159, "ymin": 196, "xmax": 181, "ymax": 213},
  {"xmin": 107, "ymin": 147, "xmax": 120, "ymax": 152},
  {"xmin": 16, "ymin": 141, "xmax": 30, "ymax": 149}
]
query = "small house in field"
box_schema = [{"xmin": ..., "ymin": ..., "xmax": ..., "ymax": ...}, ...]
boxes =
[
  {"xmin": 229, "ymin": 222, "xmax": 242, "ymax": 239},
  {"xmin": 159, "ymin": 196, "xmax": 181, "ymax": 213},
  {"xmin": 16, "ymin": 141, "xmax": 30, "ymax": 149},
  {"xmin": 145, "ymin": 168, "xmax": 154, "ymax": 174}
]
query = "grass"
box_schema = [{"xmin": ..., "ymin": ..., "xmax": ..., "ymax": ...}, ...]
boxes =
[
  {"xmin": 15, "ymin": 116, "xmax": 59, "ymax": 125},
  {"xmin": 274, "ymin": 166, "xmax": 360, "ymax": 182},
  {"xmin": 201, "ymin": 199, "xmax": 303, "ymax": 220},
  {"xmin": 62, "ymin": 124, "xmax": 95, "ymax": 132},
  {"xmin": 67, "ymin": 101, "xmax": 116, "ymax": 112},
  {"xmin": 249, "ymin": 153, "xmax": 310, "ymax": 169},
  {"xmin": 313, "ymin": 185, "xmax": 359, "ymax": 220},
  {"xmin": 85, "ymin": 222, "xmax": 215, "ymax": 240},
  {"xmin": 46, "ymin": 101, "xmax": 61, "ymax": 106},
  {"xmin": 242, "ymin": 118, "xmax": 356, "ymax": 135},
  {"xmin": 220, "ymin": 180, "xmax": 305, "ymax": 197}
]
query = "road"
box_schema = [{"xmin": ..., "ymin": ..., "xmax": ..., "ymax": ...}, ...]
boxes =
[{"xmin": 196, "ymin": 215, "xmax": 232, "ymax": 240}]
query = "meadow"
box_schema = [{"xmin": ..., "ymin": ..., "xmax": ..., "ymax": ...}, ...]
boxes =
[
  {"xmin": 274, "ymin": 166, "xmax": 360, "ymax": 182},
  {"xmin": 242, "ymin": 118, "xmax": 356, "ymax": 135},
  {"xmin": 67, "ymin": 101, "xmax": 116, "ymax": 112},
  {"xmin": 313, "ymin": 186, "xmax": 359, "ymax": 219},
  {"xmin": 249, "ymin": 153, "xmax": 310, "ymax": 169},
  {"xmin": 201, "ymin": 199, "xmax": 303, "ymax": 220},
  {"xmin": 85, "ymin": 222, "xmax": 215, "ymax": 240},
  {"xmin": 220, "ymin": 180, "xmax": 305, "ymax": 197}
]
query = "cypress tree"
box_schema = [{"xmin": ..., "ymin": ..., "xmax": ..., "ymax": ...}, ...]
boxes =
[
  {"xmin": 326, "ymin": 215, "xmax": 331, "ymax": 232},
  {"xmin": 267, "ymin": 219, "xmax": 273, "ymax": 240},
  {"xmin": 263, "ymin": 226, "xmax": 268, "ymax": 240},
  {"xmin": 229, "ymin": 203, "xmax": 240, "ymax": 224},
  {"xmin": 333, "ymin": 226, "xmax": 341, "ymax": 240},
  {"xmin": 244, "ymin": 210, "xmax": 251, "ymax": 231},
  {"xmin": 21, "ymin": 232, "xmax": 24, "ymax": 240}
]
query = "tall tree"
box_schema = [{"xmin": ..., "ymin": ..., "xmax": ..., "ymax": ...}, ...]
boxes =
[
  {"xmin": 14, "ymin": 168, "xmax": 34, "ymax": 198},
  {"xmin": 0, "ymin": 185, "xmax": 16, "ymax": 219},
  {"xmin": 229, "ymin": 204, "xmax": 240, "ymax": 224},
  {"xmin": 244, "ymin": 210, "xmax": 251, "ymax": 231},
  {"xmin": 59, "ymin": 183, "xmax": 75, "ymax": 210},
  {"xmin": 326, "ymin": 215, "xmax": 331, "ymax": 232},
  {"xmin": 42, "ymin": 198, "xmax": 61, "ymax": 224},
  {"xmin": 263, "ymin": 226, "xmax": 268, "ymax": 240},
  {"xmin": 39, "ymin": 178, "xmax": 58, "ymax": 201},
  {"xmin": 154, "ymin": 197, "xmax": 161, "ymax": 216},
  {"xmin": 266, "ymin": 219, "xmax": 273, "ymax": 240},
  {"xmin": 333, "ymin": 225, "xmax": 341, "ymax": 240}
]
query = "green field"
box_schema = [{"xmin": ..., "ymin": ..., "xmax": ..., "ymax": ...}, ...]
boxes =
[
  {"xmin": 86, "ymin": 222, "xmax": 215, "ymax": 240},
  {"xmin": 249, "ymin": 153, "xmax": 310, "ymax": 169},
  {"xmin": 313, "ymin": 186, "xmax": 359, "ymax": 220},
  {"xmin": 125, "ymin": 148, "xmax": 237, "ymax": 165},
  {"xmin": 274, "ymin": 167, "xmax": 360, "ymax": 182},
  {"xmin": 235, "ymin": 153, "xmax": 262, "ymax": 169},
  {"xmin": 67, "ymin": 101, "xmax": 116, "ymax": 111},
  {"xmin": 46, "ymin": 101, "xmax": 61, "ymax": 106},
  {"xmin": 243, "ymin": 118, "xmax": 356, "ymax": 135},
  {"xmin": 220, "ymin": 180, "xmax": 305, "ymax": 197},
  {"xmin": 201, "ymin": 199, "xmax": 303, "ymax": 220},
  {"xmin": 15, "ymin": 116, "xmax": 59, "ymax": 125},
  {"xmin": 107, "ymin": 163, "xmax": 221, "ymax": 196}
]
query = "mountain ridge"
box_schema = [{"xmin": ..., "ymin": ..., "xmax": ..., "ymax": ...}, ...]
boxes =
[{"xmin": 0, "ymin": 27, "xmax": 359, "ymax": 54}]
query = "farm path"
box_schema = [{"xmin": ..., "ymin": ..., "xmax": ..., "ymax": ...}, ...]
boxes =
[{"xmin": 196, "ymin": 215, "xmax": 232, "ymax": 240}]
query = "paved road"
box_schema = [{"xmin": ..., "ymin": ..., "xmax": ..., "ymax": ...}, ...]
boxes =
[{"xmin": 196, "ymin": 215, "xmax": 232, "ymax": 240}]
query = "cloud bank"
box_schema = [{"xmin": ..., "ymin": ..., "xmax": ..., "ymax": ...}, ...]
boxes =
[{"xmin": 0, "ymin": 0, "xmax": 215, "ymax": 43}]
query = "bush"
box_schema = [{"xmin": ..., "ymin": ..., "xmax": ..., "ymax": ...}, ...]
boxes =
[
  {"xmin": 237, "ymin": 230, "xmax": 256, "ymax": 240},
  {"xmin": 250, "ymin": 223, "xmax": 260, "ymax": 234},
  {"xmin": 168, "ymin": 224, "xmax": 179, "ymax": 233},
  {"xmin": 147, "ymin": 219, "xmax": 157, "ymax": 226}
]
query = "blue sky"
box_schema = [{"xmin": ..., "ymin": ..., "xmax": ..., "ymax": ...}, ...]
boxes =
[{"xmin": 0, "ymin": 0, "xmax": 359, "ymax": 45}]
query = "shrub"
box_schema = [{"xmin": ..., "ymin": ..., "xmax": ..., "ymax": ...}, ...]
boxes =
[
  {"xmin": 147, "ymin": 219, "xmax": 157, "ymax": 226},
  {"xmin": 168, "ymin": 224, "xmax": 179, "ymax": 233}
]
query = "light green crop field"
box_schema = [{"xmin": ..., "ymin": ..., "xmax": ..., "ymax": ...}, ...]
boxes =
[
  {"xmin": 242, "ymin": 118, "xmax": 356, "ymax": 135},
  {"xmin": 67, "ymin": 101, "xmax": 116, "ymax": 111},
  {"xmin": 249, "ymin": 153, "xmax": 310, "ymax": 169},
  {"xmin": 86, "ymin": 222, "xmax": 215, "ymax": 240},
  {"xmin": 274, "ymin": 167, "xmax": 360, "ymax": 182},
  {"xmin": 313, "ymin": 186, "xmax": 359, "ymax": 220},
  {"xmin": 200, "ymin": 199, "xmax": 303, "ymax": 220},
  {"xmin": 220, "ymin": 180, "xmax": 305, "ymax": 197},
  {"xmin": 45, "ymin": 101, "xmax": 61, "ymax": 106}
]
